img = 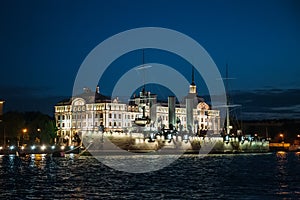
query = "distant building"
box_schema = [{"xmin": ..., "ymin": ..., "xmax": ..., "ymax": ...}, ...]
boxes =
[
  {"xmin": 0, "ymin": 100, "xmax": 4, "ymax": 119},
  {"xmin": 54, "ymin": 74, "xmax": 220, "ymax": 146}
]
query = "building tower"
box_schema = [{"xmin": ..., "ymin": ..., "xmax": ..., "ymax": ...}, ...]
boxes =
[
  {"xmin": 186, "ymin": 67, "xmax": 197, "ymax": 133},
  {"xmin": 189, "ymin": 66, "xmax": 197, "ymax": 94}
]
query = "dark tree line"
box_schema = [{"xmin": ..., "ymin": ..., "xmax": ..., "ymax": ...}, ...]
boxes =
[{"xmin": 0, "ymin": 111, "xmax": 57, "ymax": 146}]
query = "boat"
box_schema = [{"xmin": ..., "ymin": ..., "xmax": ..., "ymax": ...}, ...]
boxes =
[{"xmin": 54, "ymin": 58, "xmax": 269, "ymax": 154}]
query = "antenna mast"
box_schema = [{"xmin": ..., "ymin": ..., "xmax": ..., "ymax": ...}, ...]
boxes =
[{"xmin": 226, "ymin": 63, "xmax": 230, "ymax": 135}]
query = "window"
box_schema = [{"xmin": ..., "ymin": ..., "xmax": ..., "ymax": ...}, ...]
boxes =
[
  {"xmin": 113, "ymin": 122, "xmax": 117, "ymax": 126},
  {"xmin": 109, "ymin": 113, "xmax": 112, "ymax": 118},
  {"xmin": 119, "ymin": 114, "xmax": 121, "ymax": 119},
  {"xmin": 114, "ymin": 114, "xmax": 117, "ymax": 119},
  {"xmin": 109, "ymin": 122, "xmax": 112, "ymax": 126}
]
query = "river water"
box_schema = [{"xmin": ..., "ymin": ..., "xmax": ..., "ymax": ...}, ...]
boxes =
[{"xmin": 0, "ymin": 152, "xmax": 299, "ymax": 199}]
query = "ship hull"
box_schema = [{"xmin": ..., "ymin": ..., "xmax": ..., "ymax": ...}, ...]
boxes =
[{"xmin": 81, "ymin": 132, "xmax": 269, "ymax": 154}]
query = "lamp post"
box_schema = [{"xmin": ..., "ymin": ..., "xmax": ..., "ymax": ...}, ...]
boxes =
[
  {"xmin": 37, "ymin": 128, "xmax": 41, "ymax": 144},
  {"xmin": 279, "ymin": 133, "xmax": 284, "ymax": 143},
  {"xmin": 22, "ymin": 128, "xmax": 27, "ymax": 146}
]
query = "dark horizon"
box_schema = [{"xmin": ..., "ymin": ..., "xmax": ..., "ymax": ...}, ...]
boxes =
[{"xmin": 2, "ymin": 85, "xmax": 300, "ymax": 121}]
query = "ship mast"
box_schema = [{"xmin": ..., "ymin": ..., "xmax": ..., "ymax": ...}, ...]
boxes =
[
  {"xmin": 142, "ymin": 49, "xmax": 146, "ymax": 93},
  {"xmin": 226, "ymin": 63, "xmax": 230, "ymax": 135}
]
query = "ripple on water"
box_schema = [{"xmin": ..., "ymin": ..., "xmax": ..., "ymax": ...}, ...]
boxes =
[{"xmin": 0, "ymin": 153, "xmax": 299, "ymax": 199}]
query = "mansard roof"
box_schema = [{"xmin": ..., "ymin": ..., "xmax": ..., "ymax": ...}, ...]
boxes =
[{"xmin": 55, "ymin": 89, "xmax": 111, "ymax": 106}]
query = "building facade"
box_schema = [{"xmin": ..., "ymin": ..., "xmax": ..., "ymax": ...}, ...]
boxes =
[{"xmin": 55, "ymin": 83, "xmax": 220, "ymax": 146}]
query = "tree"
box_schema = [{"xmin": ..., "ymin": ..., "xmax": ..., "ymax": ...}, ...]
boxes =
[
  {"xmin": 40, "ymin": 120, "xmax": 57, "ymax": 145},
  {"xmin": 2, "ymin": 111, "xmax": 56, "ymax": 146},
  {"xmin": 3, "ymin": 112, "xmax": 25, "ymax": 146}
]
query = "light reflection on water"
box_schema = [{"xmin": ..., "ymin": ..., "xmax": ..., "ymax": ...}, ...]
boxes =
[{"xmin": 0, "ymin": 152, "xmax": 299, "ymax": 199}]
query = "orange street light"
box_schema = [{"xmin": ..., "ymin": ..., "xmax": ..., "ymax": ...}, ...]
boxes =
[{"xmin": 22, "ymin": 128, "xmax": 27, "ymax": 133}]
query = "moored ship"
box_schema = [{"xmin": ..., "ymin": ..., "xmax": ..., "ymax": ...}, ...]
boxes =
[{"xmin": 54, "ymin": 66, "xmax": 269, "ymax": 154}]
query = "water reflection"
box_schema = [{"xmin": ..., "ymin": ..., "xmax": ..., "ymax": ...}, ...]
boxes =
[
  {"xmin": 0, "ymin": 153, "xmax": 299, "ymax": 199},
  {"xmin": 276, "ymin": 151, "xmax": 287, "ymax": 160},
  {"xmin": 275, "ymin": 151, "xmax": 300, "ymax": 198}
]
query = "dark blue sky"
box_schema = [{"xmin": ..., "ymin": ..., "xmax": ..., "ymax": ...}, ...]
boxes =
[{"xmin": 0, "ymin": 0, "xmax": 300, "ymax": 119}]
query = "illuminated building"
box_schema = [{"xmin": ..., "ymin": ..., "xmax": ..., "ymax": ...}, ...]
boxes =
[{"xmin": 55, "ymin": 78, "xmax": 220, "ymax": 146}]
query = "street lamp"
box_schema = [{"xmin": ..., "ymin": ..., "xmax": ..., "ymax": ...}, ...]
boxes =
[
  {"xmin": 21, "ymin": 128, "xmax": 28, "ymax": 146},
  {"xmin": 279, "ymin": 133, "xmax": 284, "ymax": 142}
]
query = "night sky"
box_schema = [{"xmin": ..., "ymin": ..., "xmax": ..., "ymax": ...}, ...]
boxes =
[{"xmin": 0, "ymin": 0, "xmax": 300, "ymax": 119}]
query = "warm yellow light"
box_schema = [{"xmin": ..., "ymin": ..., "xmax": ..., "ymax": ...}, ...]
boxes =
[
  {"xmin": 22, "ymin": 128, "xmax": 27, "ymax": 133},
  {"xmin": 280, "ymin": 134, "xmax": 284, "ymax": 137},
  {"xmin": 297, "ymin": 134, "xmax": 300, "ymax": 138},
  {"xmin": 37, "ymin": 128, "xmax": 41, "ymax": 132}
]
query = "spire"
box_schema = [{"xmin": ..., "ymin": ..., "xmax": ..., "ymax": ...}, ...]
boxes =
[
  {"xmin": 189, "ymin": 66, "xmax": 197, "ymax": 94},
  {"xmin": 96, "ymin": 85, "xmax": 100, "ymax": 94},
  {"xmin": 191, "ymin": 66, "xmax": 195, "ymax": 86}
]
